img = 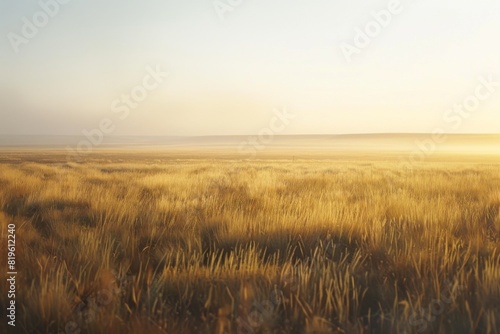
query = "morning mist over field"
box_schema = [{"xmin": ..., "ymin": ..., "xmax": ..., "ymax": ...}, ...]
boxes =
[
  {"xmin": 1, "ymin": 1, "xmax": 500, "ymax": 334},
  {"xmin": 1, "ymin": 0, "xmax": 500, "ymax": 137}
]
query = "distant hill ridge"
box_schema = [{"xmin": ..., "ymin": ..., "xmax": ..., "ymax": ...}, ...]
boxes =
[{"xmin": 0, "ymin": 134, "xmax": 499, "ymax": 149}]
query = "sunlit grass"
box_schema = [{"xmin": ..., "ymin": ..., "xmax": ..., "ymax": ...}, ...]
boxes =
[{"xmin": 0, "ymin": 154, "xmax": 499, "ymax": 333}]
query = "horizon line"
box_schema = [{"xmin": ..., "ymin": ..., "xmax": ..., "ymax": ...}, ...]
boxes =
[{"xmin": 1, "ymin": 132, "xmax": 500, "ymax": 138}]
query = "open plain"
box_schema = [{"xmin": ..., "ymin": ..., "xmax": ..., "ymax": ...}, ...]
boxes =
[{"xmin": 1, "ymin": 135, "xmax": 500, "ymax": 333}]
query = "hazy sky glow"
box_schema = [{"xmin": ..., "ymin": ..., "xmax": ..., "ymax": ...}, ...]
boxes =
[{"xmin": 1, "ymin": 0, "xmax": 500, "ymax": 136}]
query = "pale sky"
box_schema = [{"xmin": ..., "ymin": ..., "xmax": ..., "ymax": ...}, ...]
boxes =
[{"xmin": 1, "ymin": 0, "xmax": 500, "ymax": 136}]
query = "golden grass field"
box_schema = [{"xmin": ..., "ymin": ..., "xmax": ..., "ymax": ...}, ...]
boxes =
[{"xmin": 1, "ymin": 148, "xmax": 500, "ymax": 333}]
